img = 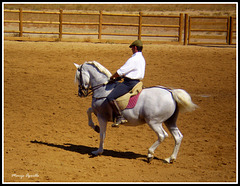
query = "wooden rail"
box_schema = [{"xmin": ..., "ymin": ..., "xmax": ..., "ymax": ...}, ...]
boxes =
[
  {"xmin": 4, "ymin": 8, "xmax": 183, "ymax": 43},
  {"xmin": 4, "ymin": 9, "xmax": 236, "ymax": 45},
  {"xmin": 185, "ymin": 15, "xmax": 236, "ymax": 45}
]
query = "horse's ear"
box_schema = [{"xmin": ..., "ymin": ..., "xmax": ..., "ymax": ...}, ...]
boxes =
[{"xmin": 74, "ymin": 63, "xmax": 81, "ymax": 69}]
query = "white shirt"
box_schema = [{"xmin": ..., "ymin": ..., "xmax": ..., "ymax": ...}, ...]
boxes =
[{"xmin": 117, "ymin": 52, "xmax": 146, "ymax": 80}]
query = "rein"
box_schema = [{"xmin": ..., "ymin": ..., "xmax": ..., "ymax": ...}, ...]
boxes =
[
  {"xmin": 83, "ymin": 83, "xmax": 107, "ymax": 97},
  {"xmin": 78, "ymin": 65, "xmax": 173, "ymax": 100}
]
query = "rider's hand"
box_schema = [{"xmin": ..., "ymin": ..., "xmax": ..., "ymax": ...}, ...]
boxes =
[{"xmin": 108, "ymin": 79, "xmax": 115, "ymax": 84}]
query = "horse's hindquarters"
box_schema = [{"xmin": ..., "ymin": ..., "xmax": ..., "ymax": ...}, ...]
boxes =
[{"xmin": 122, "ymin": 88, "xmax": 176, "ymax": 125}]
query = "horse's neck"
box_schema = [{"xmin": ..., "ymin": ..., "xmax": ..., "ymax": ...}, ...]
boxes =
[
  {"xmin": 87, "ymin": 65, "xmax": 109, "ymax": 87},
  {"xmin": 86, "ymin": 64, "xmax": 115, "ymax": 98}
]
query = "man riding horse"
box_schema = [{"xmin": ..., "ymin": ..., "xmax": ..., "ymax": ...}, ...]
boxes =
[
  {"xmin": 107, "ymin": 40, "xmax": 146, "ymax": 127},
  {"xmin": 74, "ymin": 43, "xmax": 197, "ymax": 162}
]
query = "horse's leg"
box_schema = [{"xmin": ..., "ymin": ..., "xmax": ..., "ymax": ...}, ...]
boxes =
[
  {"xmin": 165, "ymin": 126, "xmax": 183, "ymax": 163},
  {"xmin": 87, "ymin": 107, "xmax": 94, "ymax": 129},
  {"xmin": 87, "ymin": 107, "xmax": 100, "ymax": 133},
  {"xmin": 164, "ymin": 111, "xmax": 183, "ymax": 163},
  {"xmin": 91, "ymin": 114, "xmax": 107, "ymax": 156},
  {"xmin": 147, "ymin": 122, "xmax": 168, "ymax": 163}
]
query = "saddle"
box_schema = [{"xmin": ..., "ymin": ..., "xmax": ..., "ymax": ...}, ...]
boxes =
[{"xmin": 116, "ymin": 82, "xmax": 143, "ymax": 110}]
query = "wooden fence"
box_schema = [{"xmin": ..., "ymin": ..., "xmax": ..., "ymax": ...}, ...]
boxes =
[
  {"xmin": 185, "ymin": 15, "xmax": 236, "ymax": 45},
  {"xmin": 4, "ymin": 8, "xmax": 236, "ymax": 45}
]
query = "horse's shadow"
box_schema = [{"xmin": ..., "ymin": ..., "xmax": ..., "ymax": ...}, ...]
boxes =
[{"xmin": 30, "ymin": 140, "xmax": 162, "ymax": 162}]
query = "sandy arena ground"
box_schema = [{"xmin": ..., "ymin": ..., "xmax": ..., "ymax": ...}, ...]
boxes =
[{"xmin": 3, "ymin": 40, "xmax": 236, "ymax": 182}]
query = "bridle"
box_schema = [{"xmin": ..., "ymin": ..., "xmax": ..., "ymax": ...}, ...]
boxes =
[
  {"xmin": 77, "ymin": 64, "xmax": 108, "ymax": 97},
  {"xmin": 77, "ymin": 65, "xmax": 89, "ymax": 97}
]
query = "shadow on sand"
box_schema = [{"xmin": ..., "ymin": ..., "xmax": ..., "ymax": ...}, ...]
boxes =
[{"xmin": 30, "ymin": 140, "xmax": 163, "ymax": 162}]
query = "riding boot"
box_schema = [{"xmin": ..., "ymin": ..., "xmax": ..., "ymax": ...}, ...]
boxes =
[{"xmin": 109, "ymin": 100, "xmax": 127, "ymax": 127}]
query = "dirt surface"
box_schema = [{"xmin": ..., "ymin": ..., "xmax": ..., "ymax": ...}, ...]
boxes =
[{"xmin": 3, "ymin": 41, "xmax": 236, "ymax": 182}]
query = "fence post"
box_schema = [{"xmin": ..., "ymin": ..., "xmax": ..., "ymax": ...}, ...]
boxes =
[
  {"xmin": 188, "ymin": 15, "xmax": 192, "ymax": 45},
  {"xmin": 138, "ymin": 12, "xmax": 142, "ymax": 40},
  {"xmin": 98, "ymin": 11, "xmax": 103, "ymax": 40},
  {"xmin": 19, "ymin": 8, "xmax": 23, "ymax": 37},
  {"xmin": 228, "ymin": 16, "xmax": 233, "ymax": 45},
  {"xmin": 179, "ymin": 13, "xmax": 183, "ymax": 44},
  {"xmin": 184, "ymin": 14, "xmax": 189, "ymax": 45},
  {"xmin": 59, "ymin": 9, "xmax": 63, "ymax": 40},
  {"xmin": 226, "ymin": 16, "xmax": 230, "ymax": 44}
]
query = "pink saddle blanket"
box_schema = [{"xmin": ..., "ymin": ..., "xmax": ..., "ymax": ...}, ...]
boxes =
[{"xmin": 126, "ymin": 91, "xmax": 142, "ymax": 109}]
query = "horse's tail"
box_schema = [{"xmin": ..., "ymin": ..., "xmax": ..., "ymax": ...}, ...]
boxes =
[{"xmin": 171, "ymin": 89, "xmax": 198, "ymax": 113}]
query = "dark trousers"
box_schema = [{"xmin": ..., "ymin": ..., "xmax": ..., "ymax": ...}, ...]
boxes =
[{"xmin": 107, "ymin": 78, "xmax": 140, "ymax": 101}]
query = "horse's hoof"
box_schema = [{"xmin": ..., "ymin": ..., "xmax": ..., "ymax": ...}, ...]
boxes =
[
  {"xmin": 147, "ymin": 157, "xmax": 153, "ymax": 163},
  {"xmin": 94, "ymin": 125, "xmax": 100, "ymax": 133},
  {"xmin": 164, "ymin": 157, "xmax": 175, "ymax": 164},
  {"xmin": 90, "ymin": 152, "xmax": 98, "ymax": 158},
  {"xmin": 147, "ymin": 155, "xmax": 154, "ymax": 163},
  {"xmin": 91, "ymin": 150, "xmax": 102, "ymax": 157}
]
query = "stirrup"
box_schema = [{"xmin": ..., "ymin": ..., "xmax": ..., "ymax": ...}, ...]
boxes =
[{"xmin": 112, "ymin": 116, "xmax": 127, "ymax": 127}]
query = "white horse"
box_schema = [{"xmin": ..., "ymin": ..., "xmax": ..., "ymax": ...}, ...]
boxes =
[{"xmin": 74, "ymin": 61, "xmax": 197, "ymax": 163}]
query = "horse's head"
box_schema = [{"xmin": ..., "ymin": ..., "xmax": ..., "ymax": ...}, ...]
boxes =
[{"xmin": 74, "ymin": 63, "xmax": 90, "ymax": 97}]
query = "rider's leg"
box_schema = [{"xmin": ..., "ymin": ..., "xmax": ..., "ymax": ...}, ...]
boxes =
[
  {"xmin": 109, "ymin": 99, "xmax": 127, "ymax": 125},
  {"xmin": 107, "ymin": 83, "xmax": 129, "ymax": 126},
  {"xmin": 107, "ymin": 78, "xmax": 140, "ymax": 127}
]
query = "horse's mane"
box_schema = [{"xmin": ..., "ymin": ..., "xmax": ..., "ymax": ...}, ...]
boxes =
[{"xmin": 85, "ymin": 61, "xmax": 112, "ymax": 78}]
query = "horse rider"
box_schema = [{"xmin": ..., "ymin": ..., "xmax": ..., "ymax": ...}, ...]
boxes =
[{"xmin": 107, "ymin": 40, "xmax": 146, "ymax": 127}]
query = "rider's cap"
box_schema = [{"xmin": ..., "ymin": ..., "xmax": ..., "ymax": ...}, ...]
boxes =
[{"xmin": 129, "ymin": 40, "xmax": 143, "ymax": 48}]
